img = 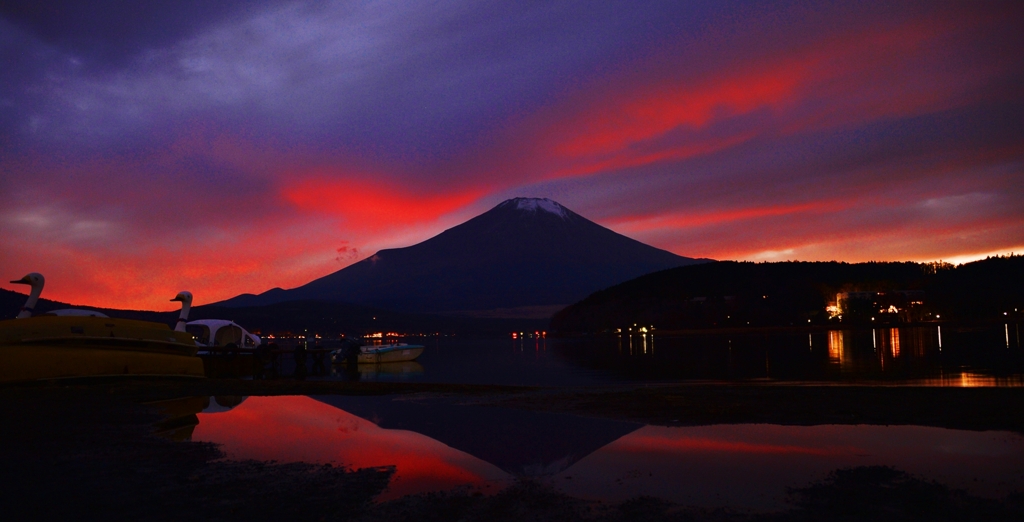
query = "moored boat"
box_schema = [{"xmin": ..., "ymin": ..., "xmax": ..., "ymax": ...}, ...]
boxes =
[
  {"xmin": 185, "ymin": 319, "xmax": 261, "ymax": 353},
  {"xmin": 0, "ymin": 273, "xmax": 204, "ymax": 382},
  {"xmin": 331, "ymin": 342, "xmax": 425, "ymax": 365}
]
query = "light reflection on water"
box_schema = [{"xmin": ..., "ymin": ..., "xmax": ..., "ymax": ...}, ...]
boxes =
[
  {"xmin": 193, "ymin": 396, "xmax": 1024, "ymax": 508},
  {"xmin": 221, "ymin": 324, "xmax": 1024, "ymax": 386},
  {"xmin": 553, "ymin": 324, "xmax": 1024, "ymax": 386}
]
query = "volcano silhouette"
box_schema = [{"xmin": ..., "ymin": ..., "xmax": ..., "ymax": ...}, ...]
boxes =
[{"xmin": 217, "ymin": 198, "xmax": 704, "ymax": 317}]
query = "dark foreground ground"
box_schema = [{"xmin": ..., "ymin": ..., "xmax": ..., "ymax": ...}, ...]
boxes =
[{"xmin": 2, "ymin": 379, "xmax": 1023, "ymax": 521}]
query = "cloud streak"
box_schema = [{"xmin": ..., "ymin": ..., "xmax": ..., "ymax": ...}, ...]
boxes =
[{"xmin": 1, "ymin": 1, "xmax": 1022, "ymax": 309}]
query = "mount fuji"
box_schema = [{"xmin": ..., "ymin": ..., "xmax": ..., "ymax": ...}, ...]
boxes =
[{"xmin": 217, "ymin": 198, "xmax": 706, "ymax": 317}]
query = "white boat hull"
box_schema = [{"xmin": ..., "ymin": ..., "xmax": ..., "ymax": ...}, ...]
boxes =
[
  {"xmin": 332, "ymin": 343, "xmax": 425, "ymax": 364},
  {"xmin": 358, "ymin": 345, "xmax": 424, "ymax": 364}
]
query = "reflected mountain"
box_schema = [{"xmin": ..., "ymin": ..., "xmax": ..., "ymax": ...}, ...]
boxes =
[
  {"xmin": 312, "ymin": 395, "xmax": 642, "ymax": 475},
  {"xmin": 188, "ymin": 395, "xmax": 1024, "ymax": 510}
]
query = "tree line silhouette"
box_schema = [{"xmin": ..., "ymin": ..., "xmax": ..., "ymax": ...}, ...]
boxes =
[{"xmin": 551, "ymin": 255, "xmax": 1024, "ymax": 333}]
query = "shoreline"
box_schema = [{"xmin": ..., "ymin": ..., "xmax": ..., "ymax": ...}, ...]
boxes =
[
  {"xmin": 559, "ymin": 320, "xmax": 1019, "ymax": 337},
  {"xmin": 5, "ymin": 377, "xmax": 1024, "ymax": 433}
]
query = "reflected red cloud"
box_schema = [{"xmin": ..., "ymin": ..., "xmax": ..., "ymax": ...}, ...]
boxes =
[
  {"xmin": 613, "ymin": 431, "xmax": 848, "ymax": 457},
  {"xmin": 281, "ymin": 174, "xmax": 484, "ymax": 232},
  {"xmin": 193, "ymin": 396, "xmax": 509, "ymax": 501},
  {"xmin": 555, "ymin": 424, "xmax": 1024, "ymax": 508}
]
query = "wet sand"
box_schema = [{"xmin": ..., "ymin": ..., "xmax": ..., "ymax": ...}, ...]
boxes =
[{"xmin": 2, "ymin": 379, "xmax": 1023, "ymax": 520}]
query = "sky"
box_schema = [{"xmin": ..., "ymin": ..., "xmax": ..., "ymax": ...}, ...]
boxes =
[{"xmin": 1, "ymin": 0, "xmax": 1023, "ymax": 310}]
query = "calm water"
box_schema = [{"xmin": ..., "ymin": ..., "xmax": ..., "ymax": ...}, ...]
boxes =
[
  {"xmin": 194, "ymin": 395, "xmax": 1024, "ymax": 509},
  {"xmin": 190, "ymin": 325, "xmax": 1024, "ymax": 506},
  {"xmin": 249, "ymin": 323, "xmax": 1024, "ymax": 386}
]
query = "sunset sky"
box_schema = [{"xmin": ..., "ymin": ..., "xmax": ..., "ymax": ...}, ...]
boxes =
[{"xmin": 2, "ymin": 1, "xmax": 1022, "ymax": 310}]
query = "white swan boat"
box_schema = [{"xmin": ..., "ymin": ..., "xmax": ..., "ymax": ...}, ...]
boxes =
[
  {"xmin": 331, "ymin": 342, "xmax": 425, "ymax": 364},
  {"xmin": 0, "ymin": 273, "xmax": 204, "ymax": 382},
  {"xmin": 185, "ymin": 319, "xmax": 261, "ymax": 352}
]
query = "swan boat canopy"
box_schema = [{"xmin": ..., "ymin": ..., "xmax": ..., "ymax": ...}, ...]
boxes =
[
  {"xmin": 185, "ymin": 320, "xmax": 261, "ymax": 351},
  {"xmin": 0, "ymin": 273, "xmax": 204, "ymax": 382}
]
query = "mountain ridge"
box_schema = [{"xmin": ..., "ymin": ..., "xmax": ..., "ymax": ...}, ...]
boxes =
[{"xmin": 217, "ymin": 197, "xmax": 707, "ymax": 315}]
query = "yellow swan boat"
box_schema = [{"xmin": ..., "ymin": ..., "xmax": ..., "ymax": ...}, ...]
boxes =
[{"xmin": 0, "ymin": 273, "xmax": 204, "ymax": 382}]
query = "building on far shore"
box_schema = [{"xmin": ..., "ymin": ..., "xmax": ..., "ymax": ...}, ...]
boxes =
[{"xmin": 830, "ymin": 290, "xmax": 925, "ymax": 323}]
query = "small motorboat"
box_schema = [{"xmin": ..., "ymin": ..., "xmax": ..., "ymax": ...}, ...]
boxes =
[
  {"xmin": 0, "ymin": 273, "xmax": 204, "ymax": 382},
  {"xmin": 331, "ymin": 342, "xmax": 425, "ymax": 365},
  {"xmin": 185, "ymin": 319, "xmax": 261, "ymax": 353}
]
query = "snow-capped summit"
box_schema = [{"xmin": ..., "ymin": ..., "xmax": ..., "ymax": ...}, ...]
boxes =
[{"xmin": 502, "ymin": 197, "xmax": 569, "ymax": 218}]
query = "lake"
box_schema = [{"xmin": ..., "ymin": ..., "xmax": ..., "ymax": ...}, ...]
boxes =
[
  {"xmin": 194, "ymin": 394, "xmax": 1024, "ymax": 510},
  {"xmin": 187, "ymin": 323, "xmax": 1024, "ymax": 508},
  {"xmin": 246, "ymin": 324, "xmax": 1024, "ymax": 386}
]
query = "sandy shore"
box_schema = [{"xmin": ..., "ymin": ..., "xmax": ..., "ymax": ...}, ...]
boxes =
[{"xmin": 2, "ymin": 379, "xmax": 1022, "ymax": 520}]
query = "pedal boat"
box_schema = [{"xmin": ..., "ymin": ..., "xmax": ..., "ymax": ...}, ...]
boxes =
[
  {"xmin": 185, "ymin": 319, "xmax": 261, "ymax": 353},
  {"xmin": 0, "ymin": 273, "xmax": 204, "ymax": 382},
  {"xmin": 331, "ymin": 342, "xmax": 425, "ymax": 365}
]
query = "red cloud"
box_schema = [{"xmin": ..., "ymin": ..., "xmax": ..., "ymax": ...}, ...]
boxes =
[
  {"xmin": 609, "ymin": 200, "xmax": 847, "ymax": 233},
  {"xmin": 551, "ymin": 64, "xmax": 804, "ymax": 161},
  {"xmin": 281, "ymin": 173, "xmax": 483, "ymax": 232},
  {"xmin": 482, "ymin": 10, "xmax": 998, "ymax": 189}
]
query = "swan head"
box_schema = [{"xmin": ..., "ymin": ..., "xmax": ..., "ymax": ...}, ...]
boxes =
[
  {"xmin": 170, "ymin": 291, "xmax": 193, "ymax": 304},
  {"xmin": 10, "ymin": 273, "xmax": 44, "ymax": 287}
]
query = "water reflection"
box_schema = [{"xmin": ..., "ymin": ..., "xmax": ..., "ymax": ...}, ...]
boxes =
[
  {"xmin": 828, "ymin": 330, "xmax": 844, "ymax": 363},
  {"xmin": 205, "ymin": 324, "xmax": 1023, "ymax": 386},
  {"xmin": 328, "ymin": 361, "xmax": 424, "ymax": 381},
  {"xmin": 558, "ymin": 324, "xmax": 1024, "ymax": 385},
  {"xmin": 555, "ymin": 424, "xmax": 1024, "ymax": 510},
  {"xmin": 313, "ymin": 395, "xmax": 640, "ymax": 476},
  {"xmin": 913, "ymin": 372, "xmax": 1024, "ymax": 387},
  {"xmin": 192, "ymin": 396, "xmax": 1024, "ymax": 508},
  {"xmin": 194, "ymin": 396, "xmax": 509, "ymax": 500}
]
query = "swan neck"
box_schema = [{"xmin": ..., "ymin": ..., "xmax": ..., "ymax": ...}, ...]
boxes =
[
  {"xmin": 174, "ymin": 301, "xmax": 191, "ymax": 332},
  {"xmin": 16, "ymin": 281, "xmax": 43, "ymax": 319}
]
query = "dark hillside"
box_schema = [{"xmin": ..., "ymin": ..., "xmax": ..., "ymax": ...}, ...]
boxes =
[{"xmin": 550, "ymin": 256, "xmax": 1024, "ymax": 333}]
